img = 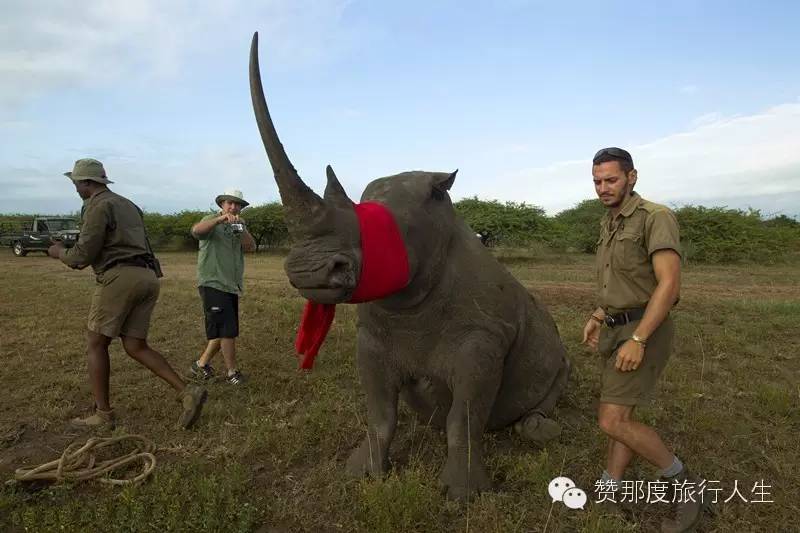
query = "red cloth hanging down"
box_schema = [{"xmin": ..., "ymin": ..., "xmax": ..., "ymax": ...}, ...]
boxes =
[{"xmin": 294, "ymin": 201, "xmax": 409, "ymax": 370}]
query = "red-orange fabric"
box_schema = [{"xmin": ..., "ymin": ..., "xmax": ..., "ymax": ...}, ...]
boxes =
[{"xmin": 295, "ymin": 202, "xmax": 409, "ymax": 369}]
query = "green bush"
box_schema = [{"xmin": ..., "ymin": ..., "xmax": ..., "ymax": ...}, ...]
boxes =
[
  {"xmin": 143, "ymin": 210, "xmax": 209, "ymax": 251},
  {"xmin": 0, "ymin": 213, "xmax": 80, "ymax": 234},
  {"xmin": 675, "ymin": 206, "xmax": 800, "ymax": 263},
  {"xmin": 454, "ymin": 197, "xmax": 555, "ymax": 247},
  {"xmin": 243, "ymin": 202, "xmax": 289, "ymax": 249},
  {"xmin": 3, "ymin": 199, "xmax": 798, "ymax": 263},
  {"xmin": 551, "ymin": 199, "xmax": 607, "ymax": 253}
]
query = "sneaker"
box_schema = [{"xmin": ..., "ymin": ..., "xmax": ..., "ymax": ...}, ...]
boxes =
[
  {"xmin": 71, "ymin": 407, "xmax": 115, "ymax": 430},
  {"xmin": 177, "ymin": 384, "xmax": 208, "ymax": 429},
  {"xmin": 226, "ymin": 370, "xmax": 246, "ymax": 385},
  {"xmin": 190, "ymin": 361, "xmax": 215, "ymax": 380}
]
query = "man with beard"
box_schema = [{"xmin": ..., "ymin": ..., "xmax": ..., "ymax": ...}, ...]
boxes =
[{"xmin": 581, "ymin": 148, "xmax": 703, "ymax": 532}]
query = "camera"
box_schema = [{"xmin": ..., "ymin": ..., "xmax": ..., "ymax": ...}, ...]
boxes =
[{"xmin": 230, "ymin": 223, "xmax": 244, "ymax": 233}]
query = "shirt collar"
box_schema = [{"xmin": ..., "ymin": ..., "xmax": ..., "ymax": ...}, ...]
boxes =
[
  {"xmin": 602, "ymin": 191, "xmax": 641, "ymax": 228},
  {"xmin": 619, "ymin": 191, "xmax": 641, "ymax": 218},
  {"xmin": 87, "ymin": 188, "xmax": 110, "ymax": 203}
]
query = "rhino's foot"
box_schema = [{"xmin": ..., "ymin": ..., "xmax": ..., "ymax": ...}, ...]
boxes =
[
  {"xmin": 346, "ymin": 436, "xmax": 390, "ymax": 477},
  {"xmin": 438, "ymin": 452, "xmax": 492, "ymax": 501},
  {"xmin": 514, "ymin": 411, "xmax": 561, "ymax": 446}
]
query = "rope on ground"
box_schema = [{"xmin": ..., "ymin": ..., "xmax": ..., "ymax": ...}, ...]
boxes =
[{"xmin": 14, "ymin": 434, "xmax": 156, "ymax": 486}]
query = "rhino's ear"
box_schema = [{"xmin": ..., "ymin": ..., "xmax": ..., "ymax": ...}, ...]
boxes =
[
  {"xmin": 431, "ymin": 169, "xmax": 458, "ymax": 201},
  {"xmin": 324, "ymin": 165, "xmax": 353, "ymax": 208}
]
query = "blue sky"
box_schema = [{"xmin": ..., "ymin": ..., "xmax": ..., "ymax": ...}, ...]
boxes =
[{"xmin": 2, "ymin": 0, "xmax": 799, "ymax": 217}]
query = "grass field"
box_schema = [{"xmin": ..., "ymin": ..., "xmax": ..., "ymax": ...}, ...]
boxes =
[{"xmin": 0, "ymin": 250, "xmax": 797, "ymax": 532}]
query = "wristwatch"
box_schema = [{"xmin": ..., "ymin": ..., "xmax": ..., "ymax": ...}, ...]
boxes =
[{"xmin": 631, "ymin": 333, "xmax": 647, "ymax": 346}]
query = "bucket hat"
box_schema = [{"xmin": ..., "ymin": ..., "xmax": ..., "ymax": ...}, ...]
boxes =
[
  {"xmin": 64, "ymin": 158, "xmax": 113, "ymax": 184},
  {"xmin": 215, "ymin": 188, "xmax": 249, "ymax": 208}
]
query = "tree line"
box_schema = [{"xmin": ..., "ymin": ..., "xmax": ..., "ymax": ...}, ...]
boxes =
[{"xmin": 2, "ymin": 199, "xmax": 799, "ymax": 264}]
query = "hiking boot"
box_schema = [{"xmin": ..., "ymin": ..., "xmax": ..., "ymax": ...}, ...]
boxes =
[
  {"xmin": 226, "ymin": 370, "xmax": 246, "ymax": 385},
  {"xmin": 190, "ymin": 361, "xmax": 215, "ymax": 380},
  {"xmin": 177, "ymin": 384, "xmax": 208, "ymax": 429},
  {"xmin": 71, "ymin": 407, "xmax": 115, "ymax": 430},
  {"xmin": 661, "ymin": 468, "xmax": 705, "ymax": 533}
]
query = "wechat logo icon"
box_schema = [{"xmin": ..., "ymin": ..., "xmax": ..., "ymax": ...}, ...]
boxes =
[{"xmin": 548, "ymin": 476, "xmax": 587, "ymax": 510}]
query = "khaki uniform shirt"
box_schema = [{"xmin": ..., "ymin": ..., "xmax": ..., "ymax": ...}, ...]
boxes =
[
  {"xmin": 196, "ymin": 214, "xmax": 245, "ymax": 295},
  {"xmin": 596, "ymin": 192, "xmax": 681, "ymax": 313},
  {"xmin": 59, "ymin": 189, "xmax": 150, "ymax": 275}
]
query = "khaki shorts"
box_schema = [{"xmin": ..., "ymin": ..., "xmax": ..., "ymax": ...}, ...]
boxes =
[
  {"xmin": 597, "ymin": 316, "xmax": 674, "ymax": 406},
  {"xmin": 88, "ymin": 266, "xmax": 160, "ymax": 339}
]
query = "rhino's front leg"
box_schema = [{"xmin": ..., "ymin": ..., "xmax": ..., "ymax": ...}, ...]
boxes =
[
  {"xmin": 439, "ymin": 336, "xmax": 504, "ymax": 500},
  {"xmin": 346, "ymin": 328, "xmax": 399, "ymax": 477}
]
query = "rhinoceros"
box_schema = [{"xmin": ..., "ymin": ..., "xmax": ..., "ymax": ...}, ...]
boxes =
[{"xmin": 249, "ymin": 32, "xmax": 570, "ymax": 499}]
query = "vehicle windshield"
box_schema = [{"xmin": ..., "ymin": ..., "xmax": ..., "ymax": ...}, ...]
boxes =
[{"xmin": 43, "ymin": 219, "xmax": 78, "ymax": 231}]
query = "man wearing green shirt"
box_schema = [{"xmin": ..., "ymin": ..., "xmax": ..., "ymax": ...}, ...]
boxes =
[
  {"xmin": 582, "ymin": 148, "xmax": 703, "ymax": 532},
  {"xmin": 48, "ymin": 158, "xmax": 207, "ymax": 430},
  {"xmin": 190, "ymin": 189, "xmax": 256, "ymax": 384}
]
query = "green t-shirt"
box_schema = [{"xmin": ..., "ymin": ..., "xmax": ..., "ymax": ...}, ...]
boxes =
[{"xmin": 196, "ymin": 214, "xmax": 245, "ymax": 295}]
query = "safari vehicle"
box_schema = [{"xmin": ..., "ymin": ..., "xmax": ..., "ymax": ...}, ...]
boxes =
[{"xmin": 0, "ymin": 217, "xmax": 80, "ymax": 256}]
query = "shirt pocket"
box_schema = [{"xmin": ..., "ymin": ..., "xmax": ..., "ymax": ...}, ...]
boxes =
[{"xmin": 612, "ymin": 231, "xmax": 647, "ymax": 273}]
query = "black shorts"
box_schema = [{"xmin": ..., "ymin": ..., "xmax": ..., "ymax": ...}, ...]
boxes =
[{"xmin": 199, "ymin": 286, "xmax": 239, "ymax": 339}]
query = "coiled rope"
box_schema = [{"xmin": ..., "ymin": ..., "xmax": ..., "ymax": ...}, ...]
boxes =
[{"xmin": 14, "ymin": 435, "xmax": 156, "ymax": 485}]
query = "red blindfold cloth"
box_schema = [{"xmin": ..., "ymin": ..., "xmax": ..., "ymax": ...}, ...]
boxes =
[{"xmin": 294, "ymin": 201, "xmax": 409, "ymax": 369}]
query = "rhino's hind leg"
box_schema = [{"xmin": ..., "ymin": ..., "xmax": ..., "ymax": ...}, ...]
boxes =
[
  {"xmin": 514, "ymin": 411, "xmax": 562, "ymax": 446},
  {"xmin": 514, "ymin": 355, "xmax": 570, "ymax": 446}
]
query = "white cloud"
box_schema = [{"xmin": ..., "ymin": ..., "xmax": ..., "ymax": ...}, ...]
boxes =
[
  {"xmin": 3, "ymin": 101, "xmax": 799, "ymax": 217},
  {"xmin": 0, "ymin": 0, "xmax": 356, "ymax": 109},
  {"xmin": 690, "ymin": 112, "xmax": 725, "ymax": 128},
  {"xmin": 471, "ymin": 102, "xmax": 800, "ymax": 214},
  {"xmin": 0, "ymin": 141, "xmax": 275, "ymax": 215},
  {"xmin": 679, "ymin": 84, "xmax": 698, "ymax": 95}
]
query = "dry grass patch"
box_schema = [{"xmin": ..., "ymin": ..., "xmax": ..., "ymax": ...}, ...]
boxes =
[{"xmin": 1, "ymin": 251, "xmax": 797, "ymax": 531}]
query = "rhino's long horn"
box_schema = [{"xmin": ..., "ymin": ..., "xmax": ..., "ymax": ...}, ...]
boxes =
[{"xmin": 249, "ymin": 32, "xmax": 324, "ymax": 225}]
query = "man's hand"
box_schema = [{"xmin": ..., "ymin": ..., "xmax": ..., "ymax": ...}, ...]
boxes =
[
  {"xmin": 582, "ymin": 317, "xmax": 601, "ymax": 352},
  {"xmin": 217, "ymin": 213, "xmax": 241, "ymax": 224},
  {"xmin": 615, "ymin": 339, "xmax": 644, "ymax": 372},
  {"xmin": 47, "ymin": 242, "xmax": 65, "ymax": 259}
]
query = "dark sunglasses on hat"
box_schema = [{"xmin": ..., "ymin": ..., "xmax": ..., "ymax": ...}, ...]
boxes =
[{"xmin": 592, "ymin": 147, "xmax": 633, "ymax": 166}]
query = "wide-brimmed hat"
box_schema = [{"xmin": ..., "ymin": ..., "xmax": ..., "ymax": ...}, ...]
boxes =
[
  {"xmin": 64, "ymin": 158, "xmax": 113, "ymax": 184},
  {"xmin": 215, "ymin": 188, "xmax": 249, "ymax": 208}
]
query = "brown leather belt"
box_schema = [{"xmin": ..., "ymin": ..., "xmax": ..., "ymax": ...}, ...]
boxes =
[{"xmin": 107, "ymin": 255, "xmax": 153, "ymax": 271}]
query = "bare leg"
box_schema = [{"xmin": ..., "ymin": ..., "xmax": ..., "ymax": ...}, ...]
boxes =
[
  {"xmin": 121, "ymin": 335, "xmax": 185, "ymax": 392},
  {"xmin": 606, "ymin": 438, "xmax": 636, "ymax": 480},
  {"xmin": 598, "ymin": 402, "xmax": 673, "ymax": 477},
  {"xmin": 87, "ymin": 331, "xmax": 113, "ymax": 411},
  {"xmin": 220, "ymin": 337, "xmax": 237, "ymax": 372},
  {"xmin": 198, "ymin": 338, "xmax": 221, "ymax": 367}
]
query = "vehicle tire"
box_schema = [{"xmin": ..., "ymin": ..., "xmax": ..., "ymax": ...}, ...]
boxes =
[{"xmin": 12, "ymin": 241, "xmax": 28, "ymax": 257}]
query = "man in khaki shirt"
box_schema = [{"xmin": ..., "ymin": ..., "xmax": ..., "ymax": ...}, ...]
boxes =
[
  {"xmin": 48, "ymin": 158, "xmax": 207, "ymax": 430},
  {"xmin": 581, "ymin": 148, "xmax": 703, "ymax": 532}
]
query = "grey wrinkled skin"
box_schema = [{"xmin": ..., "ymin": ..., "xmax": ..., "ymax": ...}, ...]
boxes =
[{"xmin": 250, "ymin": 32, "xmax": 570, "ymax": 500}]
